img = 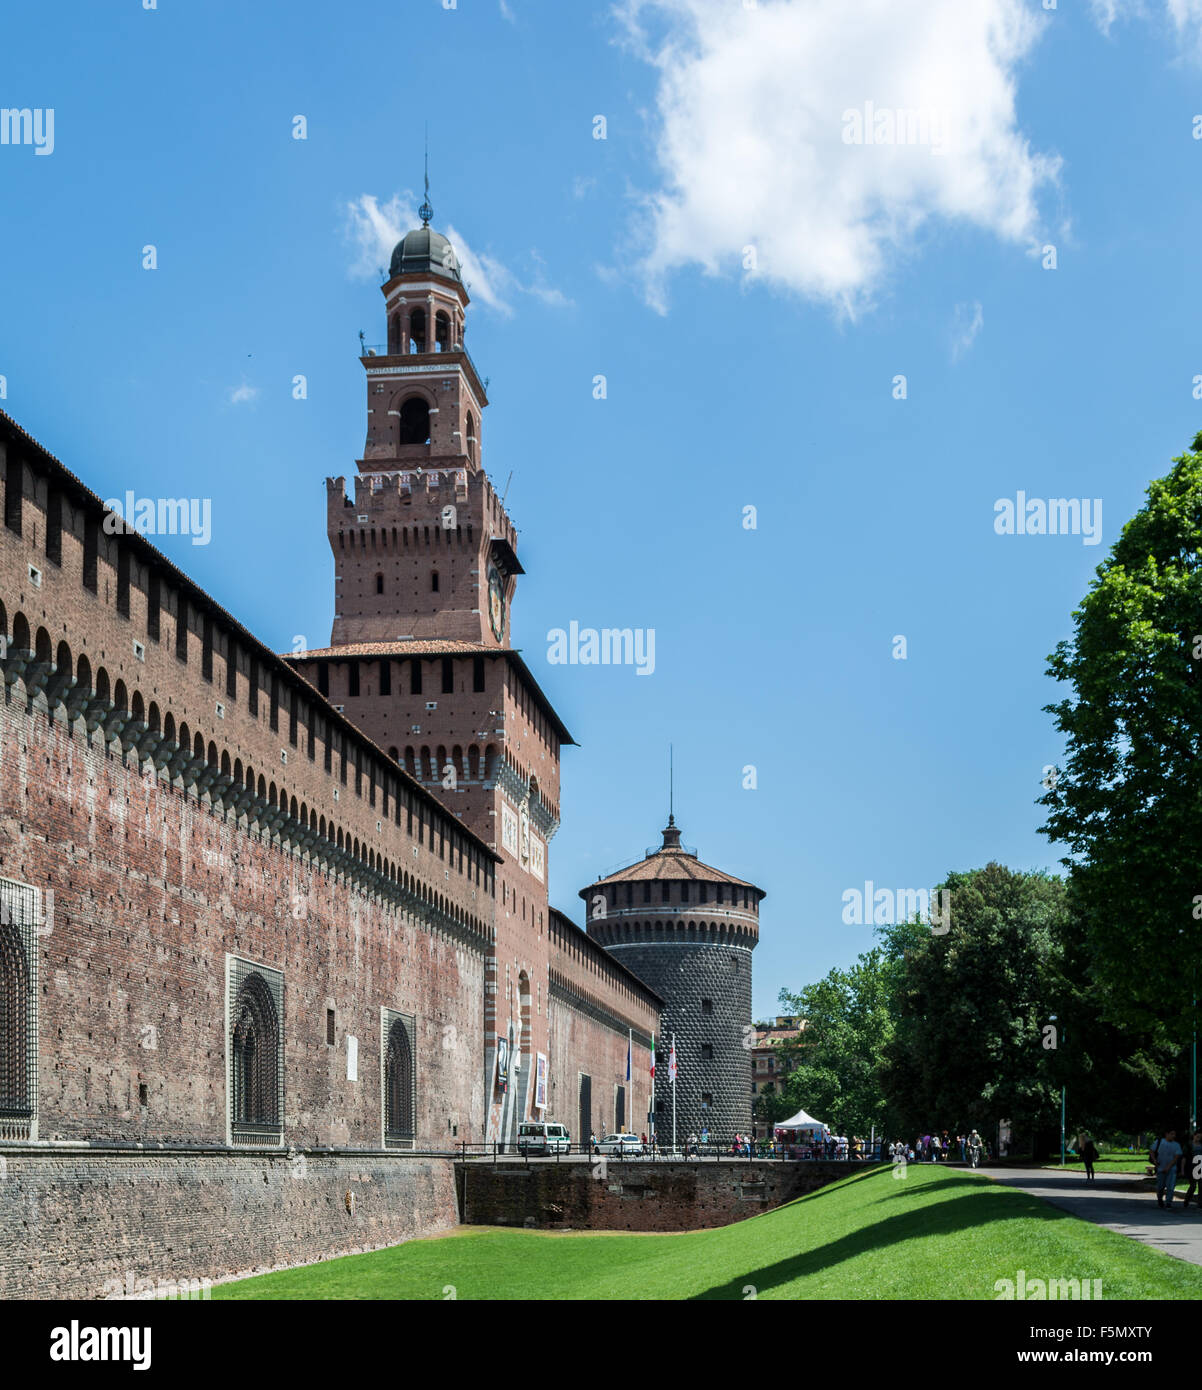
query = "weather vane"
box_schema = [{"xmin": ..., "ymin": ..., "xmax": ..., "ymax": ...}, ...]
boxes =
[{"xmin": 419, "ymin": 124, "xmax": 433, "ymax": 227}]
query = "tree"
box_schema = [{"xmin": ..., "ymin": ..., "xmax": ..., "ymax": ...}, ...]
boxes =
[
  {"xmin": 879, "ymin": 865, "xmax": 1064, "ymax": 1146},
  {"xmin": 776, "ymin": 945, "xmax": 903, "ymax": 1137},
  {"xmin": 1042, "ymin": 434, "xmax": 1202, "ymax": 1042}
]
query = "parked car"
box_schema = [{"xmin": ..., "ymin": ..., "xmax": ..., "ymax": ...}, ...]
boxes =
[
  {"xmin": 516, "ymin": 1121, "xmax": 571, "ymax": 1155},
  {"xmin": 596, "ymin": 1133, "xmax": 644, "ymax": 1155}
]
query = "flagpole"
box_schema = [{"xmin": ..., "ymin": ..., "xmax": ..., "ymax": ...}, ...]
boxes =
[
  {"xmin": 671, "ymin": 1031, "xmax": 677, "ymax": 1156},
  {"xmin": 650, "ymin": 1033, "xmax": 656, "ymax": 1149}
]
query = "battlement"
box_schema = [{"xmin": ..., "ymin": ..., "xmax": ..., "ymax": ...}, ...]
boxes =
[{"xmin": 326, "ymin": 469, "xmax": 518, "ymax": 551}]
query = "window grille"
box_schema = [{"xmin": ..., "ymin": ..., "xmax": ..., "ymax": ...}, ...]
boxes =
[
  {"xmin": 227, "ymin": 956, "xmax": 284, "ymax": 1146},
  {"xmin": 381, "ymin": 1008, "xmax": 416, "ymax": 1148},
  {"xmin": 0, "ymin": 879, "xmax": 38, "ymax": 1140}
]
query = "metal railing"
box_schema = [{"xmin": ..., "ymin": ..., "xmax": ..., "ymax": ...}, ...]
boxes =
[{"xmin": 456, "ymin": 1139, "xmax": 887, "ymax": 1165}]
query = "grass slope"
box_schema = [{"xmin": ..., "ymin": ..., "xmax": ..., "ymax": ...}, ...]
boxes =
[{"xmin": 215, "ymin": 1166, "xmax": 1202, "ymax": 1301}]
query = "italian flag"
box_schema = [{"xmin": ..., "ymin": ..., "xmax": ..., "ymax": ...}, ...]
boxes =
[{"xmin": 649, "ymin": 1035, "xmax": 656, "ymax": 1079}]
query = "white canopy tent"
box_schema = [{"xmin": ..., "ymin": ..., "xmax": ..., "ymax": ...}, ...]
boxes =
[{"xmin": 774, "ymin": 1108, "xmax": 827, "ymax": 1133}]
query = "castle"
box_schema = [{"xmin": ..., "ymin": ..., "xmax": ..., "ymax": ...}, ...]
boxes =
[{"xmin": 0, "ymin": 205, "xmax": 762, "ymax": 1297}]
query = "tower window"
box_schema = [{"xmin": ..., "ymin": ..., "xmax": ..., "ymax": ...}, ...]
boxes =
[
  {"xmin": 148, "ymin": 573, "xmax": 161, "ymax": 642},
  {"xmin": 472, "ymin": 656, "xmax": 485, "ymax": 692},
  {"xmin": 661, "ymin": 882, "xmax": 670, "ymax": 904},
  {"xmin": 326, "ymin": 1009, "xmax": 335, "ymax": 1046},
  {"xmin": 175, "ymin": 600, "xmax": 188, "ymax": 663},
  {"xmin": 82, "ymin": 518, "xmax": 98, "ymax": 592},
  {"xmin": 375, "ymin": 573, "xmax": 384, "ymax": 595},
  {"xmin": 701, "ymin": 1043, "xmax": 713, "ymax": 1061},
  {"xmin": 349, "ymin": 664, "xmax": 360, "ymax": 698},
  {"xmin": 435, "ymin": 311, "xmax": 451, "ymax": 352},
  {"xmin": 409, "ymin": 659, "xmax": 422, "ymax": 695},
  {"xmin": 441, "ymin": 657, "xmax": 453, "ymax": 694},
  {"xmin": 379, "ymin": 659, "xmax": 391, "ymax": 696},
  {"xmin": 45, "ymin": 491, "xmax": 61, "ymax": 565},
  {"xmin": 4, "ymin": 456, "xmax": 21, "ymax": 535},
  {"xmin": 398, "ymin": 396, "xmax": 430, "ymax": 446},
  {"xmin": 408, "ymin": 309, "xmax": 427, "ymax": 354},
  {"xmin": 317, "ymin": 662, "xmax": 329, "ymax": 696},
  {"xmin": 643, "ymin": 883, "xmax": 651, "ymax": 904},
  {"xmin": 701, "ymin": 1093, "xmax": 713, "ymax": 1112},
  {"xmin": 701, "ymin": 999, "xmax": 713, "ymax": 1016},
  {"xmin": 431, "ymin": 571, "xmax": 440, "ymax": 593},
  {"xmin": 116, "ymin": 550, "xmax": 130, "ymax": 617}
]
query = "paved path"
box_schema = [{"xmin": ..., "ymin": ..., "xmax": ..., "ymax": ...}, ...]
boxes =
[{"xmin": 991, "ymin": 1167, "xmax": 1202, "ymax": 1266}]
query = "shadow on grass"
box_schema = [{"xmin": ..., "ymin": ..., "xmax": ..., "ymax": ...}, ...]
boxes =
[{"xmin": 692, "ymin": 1187, "xmax": 1072, "ymax": 1300}]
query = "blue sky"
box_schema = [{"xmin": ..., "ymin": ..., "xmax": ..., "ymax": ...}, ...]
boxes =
[{"xmin": 3, "ymin": 0, "xmax": 1202, "ymax": 1018}]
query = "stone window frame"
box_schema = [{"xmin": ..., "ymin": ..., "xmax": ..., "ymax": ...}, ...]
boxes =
[{"xmin": 0, "ymin": 878, "xmax": 40, "ymax": 1141}]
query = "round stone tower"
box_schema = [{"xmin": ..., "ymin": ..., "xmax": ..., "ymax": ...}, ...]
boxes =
[{"xmin": 579, "ymin": 817, "xmax": 763, "ymax": 1146}]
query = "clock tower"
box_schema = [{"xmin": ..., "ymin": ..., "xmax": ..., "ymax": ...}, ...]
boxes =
[
  {"xmin": 289, "ymin": 195, "xmax": 572, "ymax": 1147},
  {"xmin": 327, "ymin": 194, "xmax": 520, "ymax": 649}
]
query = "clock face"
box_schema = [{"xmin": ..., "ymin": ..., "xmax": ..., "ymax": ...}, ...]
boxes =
[{"xmin": 488, "ymin": 565, "xmax": 505, "ymax": 640}]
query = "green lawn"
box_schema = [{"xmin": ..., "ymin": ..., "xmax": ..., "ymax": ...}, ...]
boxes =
[
  {"xmin": 214, "ymin": 1165, "xmax": 1202, "ymax": 1300},
  {"xmin": 1042, "ymin": 1156, "xmax": 1152, "ymax": 1175}
]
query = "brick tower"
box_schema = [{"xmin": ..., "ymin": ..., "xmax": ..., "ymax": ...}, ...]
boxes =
[
  {"xmin": 579, "ymin": 818, "xmax": 763, "ymax": 1146},
  {"xmin": 286, "ymin": 197, "xmax": 572, "ymax": 1145}
]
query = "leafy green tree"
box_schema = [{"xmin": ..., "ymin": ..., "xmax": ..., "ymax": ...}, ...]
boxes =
[
  {"xmin": 1042, "ymin": 435, "xmax": 1202, "ymax": 1043},
  {"xmin": 879, "ymin": 864, "xmax": 1064, "ymax": 1145},
  {"xmin": 776, "ymin": 945, "xmax": 904, "ymax": 1137}
]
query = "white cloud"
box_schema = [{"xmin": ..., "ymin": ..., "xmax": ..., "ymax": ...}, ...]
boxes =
[
  {"xmin": 228, "ymin": 383, "xmax": 259, "ymax": 405},
  {"xmin": 343, "ymin": 194, "xmax": 570, "ymax": 314},
  {"xmin": 499, "ymin": 0, "xmax": 516, "ymax": 21},
  {"xmin": 1091, "ymin": 0, "xmax": 1202, "ymax": 53},
  {"xmin": 616, "ymin": 0, "xmax": 1060, "ymax": 314},
  {"xmin": 951, "ymin": 301, "xmax": 984, "ymax": 361}
]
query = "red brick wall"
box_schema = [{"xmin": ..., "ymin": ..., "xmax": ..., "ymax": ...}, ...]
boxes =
[{"xmin": 457, "ymin": 1160, "xmax": 854, "ymax": 1233}]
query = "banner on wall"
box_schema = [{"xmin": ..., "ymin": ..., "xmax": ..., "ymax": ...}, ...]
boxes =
[
  {"xmin": 535, "ymin": 1053, "xmax": 548, "ymax": 1111},
  {"xmin": 496, "ymin": 1036, "xmax": 509, "ymax": 1092}
]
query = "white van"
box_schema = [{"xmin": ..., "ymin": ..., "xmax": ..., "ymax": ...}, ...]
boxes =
[{"xmin": 516, "ymin": 1121, "xmax": 571, "ymax": 1155}]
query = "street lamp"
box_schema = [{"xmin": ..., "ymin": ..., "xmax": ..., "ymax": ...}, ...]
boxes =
[{"xmin": 1050, "ymin": 1014, "xmax": 1066, "ymax": 1167}]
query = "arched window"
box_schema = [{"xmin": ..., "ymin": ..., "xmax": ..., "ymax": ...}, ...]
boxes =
[
  {"xmin": 408, "ymin": 308, "xmax": 427, "ymax": 354},
  {"xmin": 383, "ymin": 1011, "xmax": 416, "ymax": 1146},
  {"xmin": 229, "ymin": 960, "xmax": 284, "ymax": 1142},
  {"xmin": 398, "ymin": 396, "xmax": 430, "ymax": 446},
  {"xmin": 435, "ymin": 311, "xmax": 451, "ymax": 352},
  {"xmin": 0, "ymin": 884, "xmax": 36, "ymax": 1135},
  {"xmin": 466, "ymin": 411, "xmax": 477, "ymax": 465}
]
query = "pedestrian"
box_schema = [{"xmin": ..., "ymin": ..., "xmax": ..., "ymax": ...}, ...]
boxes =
[
  {"xmin": 687, "ymin": 1131, "xmax": 698, "ymax": 1159},
  {"xmin": 1153, "ymin": 1127, "xmax": 1183, "ymax": 1209},
  {"xmin": 967, "ymin": 1130, "xmax": 983, "ymax": 1169},
  {"xmin": 957, "ymin": 1133, "xmax": 966, "ymax": 1163},
  {"xmin": 700, "ymin": 1124, "xmax": 709, "ymax": 1148},
  {"xmin": 590, "ymin": 1130, "xmax": 598, "ymax": 1156},
  {"xmin": 1182, "ymin": 1132, "xmax": 1202, "ymax": 1209},
  {"xmin": 1080, "ymin": 1136, "xmax": 1099, "ymax": 1183}
]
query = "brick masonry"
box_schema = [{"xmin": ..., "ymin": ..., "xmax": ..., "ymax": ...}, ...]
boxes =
[
  {"xmin": 456, "ymin": 1160, "xmax": 856, "ymax": 1233},
  {"xmin": 0, "ymin": 1147, "xmax": 459, "ymax": 1299}
]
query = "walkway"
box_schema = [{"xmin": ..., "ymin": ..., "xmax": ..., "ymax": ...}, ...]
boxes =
[{"xmin": 991, "ymin": 1166, "xmax": 1202, "ymax": 1266}]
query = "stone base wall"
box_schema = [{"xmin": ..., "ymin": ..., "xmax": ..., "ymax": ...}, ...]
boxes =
[
  {"xmin": 456, "ymin": 1159, "xmax": 863, "ymax": 1233},
  {"xmin": 0, "ymin": 1145, "xmax": 459, "ymax": 1299}
]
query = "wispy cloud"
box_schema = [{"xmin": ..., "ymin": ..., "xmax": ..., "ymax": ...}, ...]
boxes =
[
  {"xmin": 343, "ymin": 193, "xmax": 571, "ymax": 314},
  {"xmin": 1091, "ymin": 0, "xmax": 1202, "ymax": 54},
  {"xmin": 951, "ymin": 301, "xmax": 984, "ymax": 361},
  {"xmin": 228, "ymin": 382, "xmax": 259, "ymax": 405},
  {"xmin": 499, "ymin": 0, "xmax": 516, "ymax": 22},
  {"xmin": 616, "ymin": 0, "xmax": 1059, "ymax": 316}
]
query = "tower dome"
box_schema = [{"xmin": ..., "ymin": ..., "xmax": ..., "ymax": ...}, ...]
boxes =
[{"xmin": 389, "ymin": 226, "xmax": 461, "ymax": 281}]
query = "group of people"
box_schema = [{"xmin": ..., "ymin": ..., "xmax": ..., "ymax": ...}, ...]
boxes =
[
  {"xmin": 1149, "ymin": 1127, "xmax": 1202, "ymax": 1210},
  {"xmin": 888, "ymin": 1130, "xmax": 987, "ymax": 1167}
]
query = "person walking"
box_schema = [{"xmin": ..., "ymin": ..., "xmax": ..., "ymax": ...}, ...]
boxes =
[
  {"xmin": 1080, "ymin": 1136, "xmax": 1099, "ymax": 1183},
  {"xmin": 1153, "ymin": 1127, "xmax": 1183, "ymax": 1209},
  {"xmin": 1182, "ymin": 1132, "xmax": 1202, "ymax": 1209}
]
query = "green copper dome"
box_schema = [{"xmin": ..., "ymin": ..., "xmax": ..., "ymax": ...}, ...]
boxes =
[{"xmin": 389, "ymin": 226, "xmax": 461, "ymax": 281}]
